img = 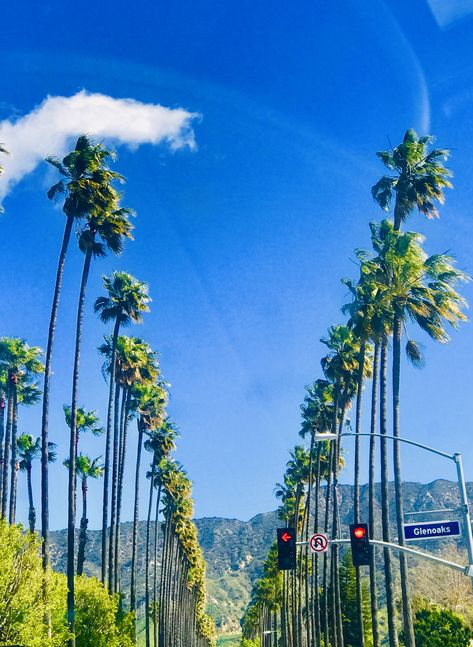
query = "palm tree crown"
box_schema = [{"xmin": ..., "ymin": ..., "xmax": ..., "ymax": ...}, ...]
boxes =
[
  {"xmin": 372, "ymin": 128, "xmax": 453, "ymax": 228},
  {"xmin": 47, "ymin": 135, "xmax": 123, "ymax": 221},
  {"xmin": 94, "ymin": 271, "xmax": 151, "ymax": 327},
  {"xmin": 18, "ymin": 434, "xmax": 57, "ymax": 470}
]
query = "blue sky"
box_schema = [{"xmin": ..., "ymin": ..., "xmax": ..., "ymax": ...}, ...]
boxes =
[{"xmin": 2, "ymin": 0, "xmax": 473, "ymax": 530}]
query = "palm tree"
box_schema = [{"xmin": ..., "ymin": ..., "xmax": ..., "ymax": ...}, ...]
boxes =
[
  {"xmin": 63, "ymin": 405, "xmax": 103, "ymax": 454},
  {"xmin": 94, "ymin": 271, "xmax": 151, "ymax": 587},
  {"xmin": 64, "ymin": 454, "xmax": 104, "ymax": 576},
  {"xmin": 145, "ymin": 421, "xmax": 177, "ymax": 647},
  {"xmin": 372, "ymin": 130, "xmax": 455, "ymax": 646},
  {"xmin": 129, "ymin": 382, "xmax": 168, "ymax": 641},
  {"xmin": 17, "ymin": 434, "xmax": 56, "ymax": 533},
  {"xmin": 367, "ymin": 220, "xmax": 468, "ymax": 646},
  {"xmin": 0, "ymin": 338, "xmax": 44, "ymax": 522},
  {"xmin": 0, "ymin": 373, "xmax": 7, "ymax": 506},
  {"xmin": 299, "ymin": 380, "xmax": 333, "ymax": 647},
  {"xmin": 372, "ymin": 128, "xmax": 452, "ymax": 232},
  {"xmin": 10, "ymin": 382, "xmax": 42, "ymax": 522},
  {"xmin": 41, "ymin": 136, "xmax": 116, "ymax": 571},
  {"xmin": 343, "ymin": 269, "xmax": 380, "ymax": 646},
  {"xmin": 286, "ymin": 446, "xmax": 310, "ymax": 645},
  {"xmin": 321, "ymin": 324, "xmax": 360, "ymax": 647},
  {"xmin": 65, "ymin": 147, "xmax": 133, "ymax": 646},
  {"xmin": 98, "ymin": 335, "xmax": 159, "ymax": 593}
]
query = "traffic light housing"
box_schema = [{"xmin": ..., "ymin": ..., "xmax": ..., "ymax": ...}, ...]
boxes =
[
  {"xmin": 349, "ymin": 523, "xmax": 370, "ymax": 567},
  {"xmin": 277, "ymin": 528, "xmax": 296, "ymax": 570}
]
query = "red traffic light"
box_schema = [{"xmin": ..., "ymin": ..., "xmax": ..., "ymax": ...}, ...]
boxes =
[
  {"xmin": 281, "ymin": 532, "xmax": 292, "ymax": 542},
  {"xmin": 353, "ymin": 526, "xmax": 366, "ymax": 539}
]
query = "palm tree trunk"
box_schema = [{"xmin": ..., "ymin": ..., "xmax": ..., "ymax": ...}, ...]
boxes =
[
  {"xmin": 131, "ymin": 418, "xmax": 143, "ymax": 639},
  {"xmin": 280, "ymin": 572, "xmax": 287, "ymax": 647},
  {"xmin": 2, "ymin": 383, "xmax": 12, "ymax": 518},
  {"xmin": 153, "ymin": 482, "xmax": 162, "ymax": 647},
  {"xmin": 312, "ymin": 443, "xmax": 322, "ymax": 647},
  {"xmin": 332, "ymin": 408, "xmax": 344, "ymax": 647},
  {"xmin": 67, "ymin": 245, "xmax": 93, "ymax": 647},
  {"xmin": 109, "ymin": 380, "xmax": 121, "ymax": 593},
  {"xmin": 101, "ymin": 316, "xmax": 121, "ymax": 585},
  {"xmin": 393, "ymin": 315, "xmax": 415, "ymax": 646},
  {"xmin": 115, "ymin": 387, "xmax": 132, "ymax": 594},
  {"xmin": 354, "ymin": 341, "xmax": 366, "ymax": 647},
  {"xmin": 158, "ymin": 512, "xmax": 168, "ymax": 647},
  {"xmin": 0, "ymin": 395, "xmax": 6, "ymax": 506},
  {"xmin": 291, "ymin": 489, "xmax": 301, "ymax": 646},
  {"xmin": 8, "ymin": 383, "xmax": 18, "ymax": 524},
  {"xmin": 322, "ymin": 442, "xmax": 333, "ymax": 647},
  {"xmin": 369, "ymin": 341, "xmax": 380, "ymax": 647},
  {"xmin": 27, "ymin": 463, "xmax": 36, "ymax": 533},
  {"xmin": 330, "ymin": 550, "xmax": 338, "ymax": 647},
  {"xmin": 77, "ymin": 478, "xmax": 88, "ymax": 576},
  {"xmin": 114, "ymin": 386, "xmax": 126, "ymax": 594},
  {"xmin": 146, "ymin": 455, "xmax": 157, "ymax": 647},
  {"xmin": 380, "ymin": 336, "xmax": 398, "ymax": 647},
  {"xmin": 304, "ymin": 433, "xmax": 315, "ymax": 647},
  {"xmin": 41, "ymin": 214, "xmax": 74, "ymax": 571}
]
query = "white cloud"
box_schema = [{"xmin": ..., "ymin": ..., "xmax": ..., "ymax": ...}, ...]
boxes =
[{"xmin": 0, "ymin": 90, "xmax": 199, "ymax": 202}]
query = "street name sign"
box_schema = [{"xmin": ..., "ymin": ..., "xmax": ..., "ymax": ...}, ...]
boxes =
[
  {"xmin": 309, "ymin": 533, "xmax": 329, "ymax": 553},
  {"xmin": 403, "ymin": 519, "xmax": 461, "ymax": 541}
]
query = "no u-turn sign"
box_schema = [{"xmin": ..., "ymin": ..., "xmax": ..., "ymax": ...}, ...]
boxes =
[{"xmin": 309, "ymin": 533, "xmax": 329, "ymax": 553}]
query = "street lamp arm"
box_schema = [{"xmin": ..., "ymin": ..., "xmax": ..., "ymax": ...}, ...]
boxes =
[
  {"xmin": 338, "ymin": 432, "xmax": 455, "ymax": 461},
  {"xmin": 331, "ymin": 537, "xmax": 468, "ymax": 574}
]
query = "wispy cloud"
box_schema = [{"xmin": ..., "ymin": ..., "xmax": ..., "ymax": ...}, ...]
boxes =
[
  {"xmin": 427, "ymin": 0, "xmax": 473, "ymax": 29},
  {"xmin": 0, "ymin": 90, "xmax": 199, "ymax": 202}
]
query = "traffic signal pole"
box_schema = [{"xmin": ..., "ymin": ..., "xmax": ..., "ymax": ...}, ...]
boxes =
[
  {"xmin": 312, "ymin": 431, "xmax": 473, "ymax": 591},
  {"xmin": 454, "ymin": 452, "xmax": 473, "ymax": 586}
]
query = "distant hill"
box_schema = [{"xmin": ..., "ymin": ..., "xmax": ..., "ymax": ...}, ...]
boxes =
[{"xmin": 49, "ymin": 479, "xmax": 473, "ymax": 634}]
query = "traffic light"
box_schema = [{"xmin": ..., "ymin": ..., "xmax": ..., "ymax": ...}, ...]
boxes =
[
  {"xmin": 277, "ymin": 527, "xmax": 296, "ymax": 570},
  {"xmin": 349, "ymin": 523, "xmax": 370, "ymax": 567}
]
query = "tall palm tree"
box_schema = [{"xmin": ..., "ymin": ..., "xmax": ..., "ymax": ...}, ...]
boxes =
[
  {"xmin": 98, "ymin": 335, "xmax": 159, "ymax": 593},
  {"xmin": 65, "ymin": 148, "xmax": 133, "ymax": 647},
  {"xmin": 41, "ymin": 136, "xmax": 116, "ymax": 571},
  {"xmin": 10, "ymin": 382, "xmax": 42, "ymax": 522},
  {"xmin": 129, "ymin": 382, "xmax": 168, "ymax": 640},
  {"xmin": 321, "ymin": 324, "xmax": 360, "ymax": 647},
  {"xmin": 64, "ymin": 454, "xmax": 104, "ymax": 576},
  {"xmin": 299, "ymin": 379, "xmax": 333, "ymax": 647},
  {"xmin": 94, "ymin": 271, "xmax": 151, "ymax": 587},
  {"xmin": 0, "ymin": 338, "xmax": 44, "ymax": 522},
  {"xmin": 145, "ymin": 421, "xmax": 178, "ymax": 647},
  {"xmin": 372, "ymin": 130, "xmax": 455, "ymax": 646},
  {"xmin": 367, "ymin": 220, "xmax": 468, "ymax": 646},
  {"xmin": 0, "ymin": 373, "xmax": 7, "ymax": 506},
  {"xmin": 17, "ymin": 434, "xmax": 56, "ymax": 533},
  {"xmin": 343, "ymin": 269, "xmax": 380, "ymax": 646}
]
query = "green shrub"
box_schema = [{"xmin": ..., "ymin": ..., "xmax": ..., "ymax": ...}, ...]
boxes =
[
  {"xmin": 402, "ymin": 604, "xmax": 473, "ymax": 647},
  {"xmin": 0, "ymin": 519, "xmax": 70, "ymax": 646},
  {"xmin": 74, "ymin": 575, "xmax": 133, "ymax": 647},
  {"xmin": 0, "ymin": 520, "xmax": 133, "ymax": 646}
]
